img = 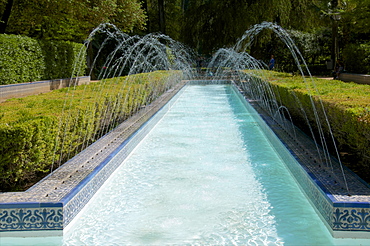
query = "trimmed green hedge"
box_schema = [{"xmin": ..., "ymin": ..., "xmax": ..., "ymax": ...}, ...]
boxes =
[
  {"xmin": 0, "ymin": 71, "xmax": 182, "ymax": 191},
  {"xmin": 0, "ymin": 34, "xmax": 86, "ymax": 85},
  {"xmin": 244, "ymin": 71, "xmax": 370, "ymax": 181}
]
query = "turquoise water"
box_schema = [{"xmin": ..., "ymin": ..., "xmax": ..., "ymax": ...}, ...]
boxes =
[{"xmin": 3, "ymin": 85, "xmax": 369, "ymax": 245}]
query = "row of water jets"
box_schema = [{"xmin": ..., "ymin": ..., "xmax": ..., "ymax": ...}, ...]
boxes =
[{"xmin": 52, "ymin": 21, "xmax": 349, "ymax": 194}]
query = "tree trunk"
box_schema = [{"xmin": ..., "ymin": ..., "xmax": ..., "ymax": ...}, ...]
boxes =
[
  {"xmin": 0, "ymin": 0, "xmax": 14, "ymax": 34},
  {"xmin": 158, "ymin": 0, "xmax": 165, "ymax": 34},
  {"xmin": 181, "ymin": 0, "xmax": 189, "ymax": 12},
  {"xmin": 141, "ymin": 0, "xmax": 151, "ymax": 32},
  {"xmin": 330, "ymin": 0, "xmax": 339, "ymax": 69}
]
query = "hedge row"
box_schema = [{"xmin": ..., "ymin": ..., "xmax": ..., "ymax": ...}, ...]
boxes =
[
  {"xmin": 0, "ymin": 71, "xmax": 182, "ymax": 191},
  {"xmin": 0, "ymin": 34, "xmax": 86, "ymax": 85},
  {"xmin": 244, "ymin": 71, "xmax": 370, "ymax": 181}
]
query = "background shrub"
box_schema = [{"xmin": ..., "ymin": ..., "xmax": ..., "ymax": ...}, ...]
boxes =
[
  {"xmin": 0, "ymin": 71, "xmax": 182, "ymax": 191},
  {"xmin": 0, "ymin": 35, "xmax": 45, "ymax": 84},
  {"xmin": 0, "ymin": 34, "xmax": 86, "ymax": 85},
  {"xmin": 40, "ymin": 40, "xmax": 87, "ymax": 79},
  {"xmin": 246, "ymin": 71, "xmax": 370, "ymax": 182},
  {"xmin": 342, "ymin": 43, "xmax": 370, "ymax": 74}
]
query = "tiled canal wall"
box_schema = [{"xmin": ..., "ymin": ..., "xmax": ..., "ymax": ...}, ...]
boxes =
[
  {"xmin": 232, "ymin": 80, "xmax": 370, "ymax": 238},
  {"xmin": 0, "ymin": 81, "xmax": 186, "ymax": 237},
  {"xmin": 1, "ymin": 79, "xmax": 370, "ymax": 238}
]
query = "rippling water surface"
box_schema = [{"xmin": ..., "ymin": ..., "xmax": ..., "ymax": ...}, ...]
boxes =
[{"xmin": 3, "ymin": 85, "xmax": 368, "ymax": 245}]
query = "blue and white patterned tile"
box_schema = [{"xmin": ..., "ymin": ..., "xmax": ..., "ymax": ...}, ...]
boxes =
[
  {"xmin": 333, "ymin": 207, "xmax": 370, "ymax": 231},
  {"xmin": 1, "ymin": 80, "xmax": 370, "ymax": 236},
  {"xmin": 233, "ymin": 82, "xmax": 370, "ymax": 234},
  {"xmin": 0, "ymin": 207, "xmax": 63, "ymax": 231}
]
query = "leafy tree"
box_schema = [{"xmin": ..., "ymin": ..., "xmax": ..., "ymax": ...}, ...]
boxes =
[
  {"xmin": 309, "ymin": 0, "xmax": 370, "ymax": 70},
  {"xmin": 180, "ymin": 0, "xmax": 325, "ymax": 55},
  {"xmin": 339, "ymin": 0, "xmax": 370, "ymax": 42},
  {"xmin": 110, "ymin": 0, "xmax": 147, "ymax": 33},
  {"xmin": 143, "ymin": 0, "xmax": 183, "ymax": 39},
  {"xmin": 2, "ymin": 0, "xmax": 370, "ymax": 73},
  {"xmin": 0, "ymin": 0, "xmax": 146, "ymax": 42}
]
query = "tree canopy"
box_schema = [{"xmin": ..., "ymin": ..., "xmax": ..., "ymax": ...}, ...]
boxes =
[
  {"xmin": 142, "ymin": 0, "xmax": 330, "ymax": 54},
  {"xmin": 1, "ymin": 0, "xmax": 370, "ymax": 72},
  {"xmin": 0, "ymin": 0, "xmax": 146, "ymax": 42}
]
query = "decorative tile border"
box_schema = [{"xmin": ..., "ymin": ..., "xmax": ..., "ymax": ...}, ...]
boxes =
[
  {"xmin": 333, "ymin": 207, "xmax": 370, "ymax": 231},
  {"xmin": 1, "ymin": 79, "xmax": 370, "ymax": 238},
  {"xmin": 0, "ymin": 204, "xmax": 63, "ymax": 232},
  {"xmin": 62, "ymin": 114, "xmax": 160, "ymax": 227},
  {"xmin": 61, "ymin": 81, "xmax": 186, "ymax": 228},
  {"xmin": 187, "ymin": 79, "xmax": 231, "ymax": 85},
  {"xmin": 231, "ymin": 81, "xmax": 370, "ymax": 238},
  {"xmin": 0, "ymin": 81, "xmax": 186, "ymax": 236}
]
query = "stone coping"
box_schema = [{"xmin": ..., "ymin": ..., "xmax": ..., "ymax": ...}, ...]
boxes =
[
  {"xmin": 261, "ymin": 110, "xmax": 370, "ymax": 205},
  {"xmin": 1, "ymin": 79, "xmax": 370, "ymax": 238},
  {"xmin": 233, "ymin": 80, "xmax": 370, "ymax": 202},
  {"xmin": 0, "ymin": 80, "xmax": 187, "ymax": 235},
  {"xmin": 0, "ymin": 76, "xmax": 90, "ymax": 102},
  {"xmin": 339, "ymin": 73, "xmax": 370, "ymax": 85},
  {"xmin": 0, "ymin": 80, "xmax": 186, "ymax": 205},
  {"xmin": 232, "ymin": 80, "xmax": 370, "ymax": 237}
]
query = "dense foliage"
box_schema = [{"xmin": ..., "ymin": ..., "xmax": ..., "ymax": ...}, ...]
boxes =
[
  {"xmin": 0, "ymin": 0, "xmax": 369, "ymax": 189},
  {"xmin": 0, "ymin": 34, "xmax": 86, "ymax": 84},
  {"xmin": 0, "ymin": 70, "xmax": 182, "ymax": 191},
  {"xmin": 342, "ymin": 42, "xmax": 370, "ymax": 74},
  {"xmin": 250, "ymin": 71, "xmax": 370, "ymax": 181},
  {"xmin": 163, "ymin": 0, "xmax": 324, "ymax": 55},
  {"xmin": 145, "ymin": 0, "xmax": 370, "ymax": 74},
  {"xmin": 2, "ymin": 0, "xmax": 370, "ymax": 73},
  {"xmin": 0, "ymin": 0, "xmax": 146, "ymax": 42}
]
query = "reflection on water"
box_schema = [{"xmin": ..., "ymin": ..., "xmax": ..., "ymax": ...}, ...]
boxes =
[{"xmin": 3, "ymin": 85, "xmax": 370, "ymax": 245}]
